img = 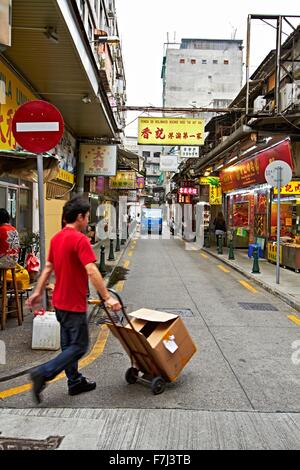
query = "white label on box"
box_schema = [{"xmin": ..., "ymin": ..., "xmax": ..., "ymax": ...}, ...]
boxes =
[{"xmin": 163, "ymin": 336, "xmax": 178, "ymax": 354}]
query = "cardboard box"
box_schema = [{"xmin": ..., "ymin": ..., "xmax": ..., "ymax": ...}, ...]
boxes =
[{"xmin": 108, "ymin": 309, "xmax": 197, "ymax": 382}]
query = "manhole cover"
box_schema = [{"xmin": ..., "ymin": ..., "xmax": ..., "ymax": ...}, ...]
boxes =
[
  {"xmin": 156, "ymin": 308, "xmax": 194, "ymax": 317},
  {"xmin": 238, "ymin": 302, "xmax": 279, "ymax": 311},
  {"xmin": 0, "ymin": 435, "xmax": 64, "ymax": 450}
]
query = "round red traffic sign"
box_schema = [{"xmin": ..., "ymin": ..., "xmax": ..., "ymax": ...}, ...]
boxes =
[{"xmin": 12, "ymin": 100, "xmax": 64, "ymax": 153}]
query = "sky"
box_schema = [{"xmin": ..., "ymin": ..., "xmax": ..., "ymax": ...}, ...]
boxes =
[{"xmin": 115, "ymin": 0, "xmax": 300, "ymax": 136}]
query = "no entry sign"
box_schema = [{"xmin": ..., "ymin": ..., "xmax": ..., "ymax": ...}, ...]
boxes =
[{"xmin": 12, "ymin": 100, "xmax": 64, "ymax": 153}]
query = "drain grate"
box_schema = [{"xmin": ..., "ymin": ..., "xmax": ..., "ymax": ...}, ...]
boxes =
[
  {"xmin": 0, "ymin": 435, "xmax": 64, "ymax": 450},
  {"xmin": 238, "ymin": 302, "xmax": 279, "ymax": 311},
  {"xmin": 156, "ymin": 308, "xmax": 194, "ymax": 317}
]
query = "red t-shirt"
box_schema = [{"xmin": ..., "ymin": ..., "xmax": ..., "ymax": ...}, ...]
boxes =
[{"xmin": 48, "ymin": 227, "xmax": 97, "ymax": 312}]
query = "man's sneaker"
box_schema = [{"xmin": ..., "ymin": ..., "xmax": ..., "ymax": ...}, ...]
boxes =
[
  {"xmin": 30, "ymin": 370, "xmax": 46, "ymax": 404},
  {"xmin": 68, "ymin": 378, "xmax": 96, "ymax": 396}
]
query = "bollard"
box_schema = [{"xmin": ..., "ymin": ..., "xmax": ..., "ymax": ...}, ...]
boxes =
[
  {"xmin": 204, "ymin": 230, "xmax": 210, "ymax": 248},
  {"xmin": 217, "ymin": 234, "xmax": 223, "ymax": 254},
  {"xmin": 108, "ymin": 239, "xmax": 115, "ymax": 261},
  {"xmin": 99, "ymin": 245, "xmax": 107, "ymax": 276},
  {"xmin": 228, "ymin": 239, "xmax": 235, "ymax": 260},
  {"xmin": 252, "ymin": 245, "xmax": 260, "ymax": 273},
  {"xmin": 115, "ymin": 233, "xmax": 121, "ymax": 252}
]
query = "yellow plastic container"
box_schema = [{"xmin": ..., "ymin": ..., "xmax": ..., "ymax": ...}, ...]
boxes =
[{"xmin": 6, "ymin": 264, "xmax": 30, "ymax": 290}]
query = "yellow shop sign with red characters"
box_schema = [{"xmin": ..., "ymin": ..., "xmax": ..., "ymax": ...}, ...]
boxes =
[{"xmin": 0, "ymin": 59, "xmax": 36, "ymax": 150}]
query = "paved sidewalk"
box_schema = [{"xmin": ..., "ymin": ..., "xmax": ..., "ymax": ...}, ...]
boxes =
[
  {"xmin": 202, "ymin": 245, "xmax": 300, "ymax": 313},
  {"xmin": 0, "ymin": 407, "xmax": 300, "ymax": 449},
  {"xmin": 0, "ymin": 230, "xmax": 136, "ymax": 382}
]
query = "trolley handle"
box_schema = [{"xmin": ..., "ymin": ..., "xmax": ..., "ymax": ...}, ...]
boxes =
[{"xmin": 99, "ymin": 288, "xmax": 136, "ymax": 330}]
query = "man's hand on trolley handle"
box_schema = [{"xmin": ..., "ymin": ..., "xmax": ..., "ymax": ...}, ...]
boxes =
[{"xmin": 103, "ymin": 294, "xmax": 122, "ymax": 312}]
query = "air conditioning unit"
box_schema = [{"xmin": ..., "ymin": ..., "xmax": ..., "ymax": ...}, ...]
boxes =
[
  {"xmin": 253, "ymin": 96, "xmax": 267, "ymax": 113},
  {"xmin": 279, "ymin": 83, "xmax": 300, "ymax": 111}
]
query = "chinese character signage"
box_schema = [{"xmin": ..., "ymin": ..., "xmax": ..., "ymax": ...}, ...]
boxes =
[
  {"xmin": 138, "ymin": 117, "xmax": 204, "ymax": 146},
  {"xmin": 0, "ymin": 58, "xmax": 36, "ymax": 150},
  {"xmin": 136, "ymin": 177, "xmax": 145, "ymax": 189},
  {"xmin": 274, "ymin": 181, "xmax": 300, "ymax": 195},
  {"xmin": 80, "ymin": 144, "xmax": 117, "ymax": 176},
  {"xmin": 220, "ymin": 140, "xmax": 293, "ymax": 192},
  {"xmin": 109, "ymin": 171, "xmax": 136, "ymax": 189},
  {"xmin": 209, "ymin": 185, "xmax": 222, "ymax": 205},
  {"xmin": 180, "ymin": 146, "xmax": 199, "ymax": 158},
  {"xmin": 179, "ymin": 187, "xmax": 198, "ymax": 196}
]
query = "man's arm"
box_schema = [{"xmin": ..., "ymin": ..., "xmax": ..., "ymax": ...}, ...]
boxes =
[
  {"xmin": 85, "ymin": 262, "xmax": 121, "ymax": 311},
  {"xmin": 26, "ymin": 261, "xmax": 54, "ymax": 308}
]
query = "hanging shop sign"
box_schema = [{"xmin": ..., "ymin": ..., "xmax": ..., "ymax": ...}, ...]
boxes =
[
  {"xmin": 273, "ymin": 181, "xmax": 300, "ymax": 195},
  {"xmin": 209, "ymin": 185, "xmax": 222, "ymax": 205},
  {"xmin": 80, "ymin": 144, "xmax": 117, "ymax": 176},
  {"xmin": 199, "ymin": 176, "xmax": 220, "ymax": 186},
  {"xmin": 138, "ymin": 117, "xmax": 204, "ymax": 146},
  {"xmin": 160, "ymin": 155, "xmax": 179, "ymax": 172},
  {"xmin": 109, "ymin": 171, "xmax": 136, "ymax": 189},
  {"xmin": 57, "ymin": 168, "xmax": 74, "ymax": 184},
  {"xmin": 180, "ymin": 146, "xmax": 199, "ymax": 158},
  {"xmin": 0, "ymin": 58, "xmax": 36, "ymax": 150},
  {"xmin": 179, "ymin": 187, "xmax": 198, "ymax": 196},
  {"xmin": 220, "ymin": 140, "xmax": 293, "ymax": 192},
  {"xmin": 136, "ymin": 177, "xmax": 145, "ymax": 189}
]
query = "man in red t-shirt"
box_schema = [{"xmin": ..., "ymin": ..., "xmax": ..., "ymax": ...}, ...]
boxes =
[{"xmin": 27, "ymin": 196, "xmax": 121, "ymax": 404}]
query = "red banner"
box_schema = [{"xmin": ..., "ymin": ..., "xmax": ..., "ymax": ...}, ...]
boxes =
[{"xmin": 220, "ymin": 140, "xmax": 293, "ymax": 192}]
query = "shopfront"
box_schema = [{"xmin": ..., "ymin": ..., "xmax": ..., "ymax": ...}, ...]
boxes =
[
  {"xmin": 225, "ymin": 185, "xmax": 270, "ymax": 249},
  {"xmin": 220, "ymin": 139, "xmax": 295, "ymax": 253},
  {"xmin": 268, "ymin": 181, "xmax": 300, "ymax": 271}
]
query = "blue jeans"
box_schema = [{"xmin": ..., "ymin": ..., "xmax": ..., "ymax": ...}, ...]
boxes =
[{"xmin": 37, "ymin": 310, "xmax": 89, "ymax": 389}]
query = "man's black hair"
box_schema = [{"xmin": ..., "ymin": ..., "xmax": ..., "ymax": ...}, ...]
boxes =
[
  {"xmin": 0, "ymin": 208, "xmax": 10, "ymax": 224},
  {"xmin": 62, "ymin": 196, "xmax": 90, "ymax": 224}
]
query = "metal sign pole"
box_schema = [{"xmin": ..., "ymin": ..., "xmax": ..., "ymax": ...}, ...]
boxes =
[
  {"xmin": 276, "ymin": 166, "xmax": 282, "ymax": 285},
  {"xmin": 37, "ymin": 154, "xmax": 47, "ymax": 308}
]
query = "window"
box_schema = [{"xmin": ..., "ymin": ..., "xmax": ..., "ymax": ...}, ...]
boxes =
[
  {"xmin": 213, "ymin": 59, "xmax": 218, "ymax": 64},
  {"xmin": 179, "ymin": 58, "xmax": 185, "ymax": 64},
  {"xmin": 202, "ymin": 59, "xmax": 207, "ymax": 64},
  {"xmin": 224, "ymin": 59, "xmax": 229, "ymax": 65},
  {"xmin": 191, "ymin": 59, "xmax": 196, "ymax": 65}
]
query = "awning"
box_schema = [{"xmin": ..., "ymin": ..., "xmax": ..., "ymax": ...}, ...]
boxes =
[
  {"xmin": 0, "ymin": 150, "xmax": 60, "ymax": 182},
  {"xmin": 2, "ymin": 0, "xmax": 117, "ymax": 138}
]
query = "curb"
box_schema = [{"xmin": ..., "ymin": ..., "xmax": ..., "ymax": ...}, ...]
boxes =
[
  {"xmin": 0, "ymin": 232, "xmax": 136, "ymax": 383},
  {"xmin": 202, "ymin": 247, "xmax": 300, "ymax": 314}
]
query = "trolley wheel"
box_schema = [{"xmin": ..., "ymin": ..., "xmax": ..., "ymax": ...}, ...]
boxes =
[
  {"xmin": 151, "ymin": 376, "xmax": 166, "ymax": 395},
  {"xmin": 125, "ymin": 367, "xmax": 139, "ymax": 384}
]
